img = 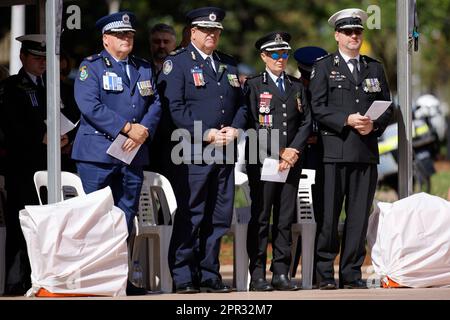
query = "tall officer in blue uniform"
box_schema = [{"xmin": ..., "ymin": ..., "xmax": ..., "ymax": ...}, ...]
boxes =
[
  {"xmin": 291, "ymin": 46, "xmax": 327, "ymax": 285},
  {"xmin": 0, "ymin": 35, "xmax": 71, "ymax": 294},
  {"xmin": 245, "ymin": 32, "xmax": 311, "ymax": 291},
  {"xmin": 158, "ymin": 7, "xmax": 247, "ymax": 294},
  {"xmin": 72, "ymin": 12, "xmax": 161, "ymax": 236},
  {"xmin": 309, "ymin": 8, "xmax": 393, "ymax": 289}
]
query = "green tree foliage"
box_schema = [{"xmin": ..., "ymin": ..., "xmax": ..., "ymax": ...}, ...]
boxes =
[{"xmin": 58, "ymin": 0, "xmax": 449, "ymax": 101}]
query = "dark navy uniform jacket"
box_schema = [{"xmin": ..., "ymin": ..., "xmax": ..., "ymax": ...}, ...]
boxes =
[
  {"xmin": 157, "ymin": 43, "xmax": 247, "ymax": 160},
  {"xmin": 72, "ymin": 50, "xmax": 161, "ymax": 166},
  {"xmin": 245, "ymin": 71, "xmax": 311, "ymax": 167},
  {"xmin": 309, "ymin": 52, "xmax": 393, "ymax": 164}
]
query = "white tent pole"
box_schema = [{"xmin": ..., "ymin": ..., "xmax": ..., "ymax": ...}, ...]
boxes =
[{"xmin": 9, "ymin": 5, "xmax": 25, "ymax": 75}]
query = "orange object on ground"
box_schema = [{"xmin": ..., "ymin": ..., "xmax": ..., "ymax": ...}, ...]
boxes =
[
  {"xmin": 35, "ymin": 288, "xmax": 101, "ymax": 297},
  {"xmin": 382, "ymin": 277, "xmax": 406, "ymax": 288}
]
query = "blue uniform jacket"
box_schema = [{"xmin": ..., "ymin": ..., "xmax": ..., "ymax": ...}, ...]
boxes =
[
  {"xmin": 72, "ymin": 50, "xmax": 161, "ymax": 166},
  {"xmin": 157, "ymin": 43, "xmax": 247, "ymax": 161}
]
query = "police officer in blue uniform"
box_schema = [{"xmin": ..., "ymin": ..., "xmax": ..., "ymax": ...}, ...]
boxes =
[
  {"xmin": 245, "ymin": 32, "xmax": 311, "ymax": 291},
  {"xmin": 309, "ymin": 8, "xmax": 393, "ymax": 290},
  {"xmin": 72, "ymin": 12, "xmax": 161, "ymax": 295},
  {"xmin": 157, "ymin": 7, "xmax": 247, "ymax": 294}
]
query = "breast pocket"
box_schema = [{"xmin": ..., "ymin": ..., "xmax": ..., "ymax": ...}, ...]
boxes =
[{"xmin": 328, "ymin": 79, "xmax": 350, "ymax": 105}]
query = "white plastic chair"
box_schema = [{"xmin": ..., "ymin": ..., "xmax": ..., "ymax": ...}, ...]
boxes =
[
  {"xmin": 131, "ymin": 171, "xmax": 176, "ymax": 293},
  {"xmin": 33, "ymin": 171, "xmax": 86, "ymax": 204},
  {"xmin": 290, "ymin": 169, "xmax": 317, "ymax": 289},
  {"xmin": 228, "ymin": 169, "xmax": 251, "ymax": 291}
]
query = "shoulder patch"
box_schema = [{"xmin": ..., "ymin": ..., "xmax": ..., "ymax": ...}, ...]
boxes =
[
  {"xmin": 163, "ymin": 60, "xmax": 173, "ymax": 75},
  {"xmin": 79, "ymin": 65, "xmax": 89, "ymax": 81}
]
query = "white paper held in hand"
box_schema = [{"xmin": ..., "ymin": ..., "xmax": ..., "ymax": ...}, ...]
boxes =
[
  {"xmin": 44, "ymin": 113, "xmax": 78, "ymax": 136},
  {"xmin": 261, "ymin": 158, "xmax": 290, "ymax": 183},
  {"xmin": 364, "ymin": 100, "xmax": 392, "ymax": 120},
  {"xmin": 106, "ymin": 134, "xmax": 141, "ymax": 165}
]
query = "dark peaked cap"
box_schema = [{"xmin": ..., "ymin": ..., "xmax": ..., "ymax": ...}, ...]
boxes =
[
  {"xmin": 95, "ymin": 11, "xmax": 137, "ymax": 34},
  {"xmin": 255, "ymin": 32, "xmax": 291, "ymax": 51},
  {"xmin": 186, "ymin": 7, "xmax": 226, "ymax": 30}
]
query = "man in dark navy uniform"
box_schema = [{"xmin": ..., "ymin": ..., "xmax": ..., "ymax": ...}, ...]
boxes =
[
  {"xmin": 72, "ymin": 12, "xmax": 161, "ymax": 294},
  {"xmin": 245, "ymin": 32, "xmax": 311, "ymax": 291},
  {"xmin": 0, "ymin": 34, "xmax": 70, "ymax": 295},
  {"xmin": 309, "ymin": 8, "xmax": 393, "ymax": 290},
  {"xmin": 158, "ymin": 7, "xmax": 247, "ymax": 294}
]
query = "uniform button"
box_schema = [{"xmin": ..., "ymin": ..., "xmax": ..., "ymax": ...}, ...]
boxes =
[
  {"xmin": 218, "ymin": 83, "xmax": 221, "ymax": 86},
  {"xmin": 283, "ymin": 113, "xmax": 287, "ymax": 117},
  {"xmin": 356, "ymin": 99, "xmax": 360, "ymax": 103},
  {"xmin": 283, "ymin": 132, "xmax": 287, "ymax": 136},
  {"xmin": 133, "ymin": 118, "xmax": 136, "ymax": 122},
  {"xmin": 220, "ymin": 96, "xmax": 223, "ymax": 99},
  {"xmin": 355, "ymin": 86, "xmax": 359, "ymax": 90},
  {"xmin": 282, "ymin": 104, "xmax": 286, "ymax": 109},
  {"xmin": 220, "ymin": 124, "xmax": 224, "ymax": 128},
  {"xmin": 222, "ymin": 110, "xmax": 225, "ymax": 114},
  {"xmin": 338, "ymin": 85, "xmax": 342, "ymax": 88},
  {"xmin": 283, "ymin": 122, "xmax": 287, "ymax": 126},
  {"xmin": 95, "ymin": 131, "xmax": 99, "ymax": 134},
  {"xmin": 132, "ymin": 104, "xmax": 136, "ymax": 108}
]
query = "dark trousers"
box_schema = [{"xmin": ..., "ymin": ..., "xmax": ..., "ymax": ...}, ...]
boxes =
[
  {"xmin": 246, "ymin": 164, "xmax": 301, "ymax": 280},
  {"xmin": 316, "ymin": 162, "xmax": 377, "ymax": 283},
  {"xmin": 76, "ymin": 161, "xmax": 144, "ymax": 233},
  {"xmin": 168, "ymin": 163, "xmax": 234, "ymax": 285}
]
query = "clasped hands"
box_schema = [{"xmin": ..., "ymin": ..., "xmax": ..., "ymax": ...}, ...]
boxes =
[
  {"xmin": 278, "ymin": 148, "xmax": 299, "ymax": 172},
  {"xmin": 346, "ymin": 112, "xmax": 373, "ymax": 135},
  {"xmin": 122, "ymin": 123, "xmax": 149, "ymax": 152},
  {"xmin": 207, "ymin": 127, "xmax": 238, "ymax": 146}
]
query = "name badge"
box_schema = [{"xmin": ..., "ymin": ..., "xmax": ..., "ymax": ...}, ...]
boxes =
[
  {"xmin": 191, "ymin": 67, "xmax": 205, "ymax": 87},
  {"xmin": 102, "ymin": 72, "xmax": 123, "ymax": 91},
  {"xmin": 227, "ymin": 74, "xmax": 240, "ymax": 87},
  {"xmin": 259, "ymin": 92, "xmax": 272, "ymax": 114},
  {"xmin": 137, "ymin": 80, "xmax": 154, "ymax": 96}
]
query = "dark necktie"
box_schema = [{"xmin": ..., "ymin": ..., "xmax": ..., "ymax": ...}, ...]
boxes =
[
  {"xmin": 349, "ymin": 58, "xmax": 359, "ymax": 82},
  {"xmin": 277, "ymin": 77, "xmax": 285, "ymax": 93},
  {"xmin": 36, "ymin": 76, "xmax": 44, "ymax": 89},
  {"xmin": 119, "ymin": 61, "xmax": 130, "ymax": 85},
  {"xmin": 205, "ymin": 56, "xmax": 216, "ymax": 75}
]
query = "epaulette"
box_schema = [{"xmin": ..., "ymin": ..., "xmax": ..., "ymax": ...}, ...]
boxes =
[
  {"xmin": 170, "ymin": 47, "xmax": 186, "ymax": 56},
  {"xmin": 215, "ymin": 50, "xmax": 236, "ymax": 64},
  {"xmin": 316, "ymin": 53, "xmax": 333, "ymax": 62},
  {"xmin": 84, "ymin": 53, "xmax": 102, "ymax": 62},
  {"xmin": 131, "ymin": 55, "xmax": 149, "ymax": 64},
  {"xmin": 286, "ymin": 74, "xmax": 301, "ymax": 83},
  {"xmin": 245, "ymin": 73, "xmax": 262, "ymax": 81},
  {"xmin": 361, "ymin": 55, "xmax": 380, "ymax": 63}
]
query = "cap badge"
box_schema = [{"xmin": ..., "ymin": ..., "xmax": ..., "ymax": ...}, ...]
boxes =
[
  {"xmin": 274, "ymin": 34, "xmax": 283, "ymax": 44},
  {"xmin": 209, "ymin": 13, "xmax": 217, "ymax": 22},
  {"xmin": 122, "ymin": 14, "xmax": 130, "ymax": 23},
  {"xmin": 351, "ymin": 12, "xmax": 358, "ymax": 18}
]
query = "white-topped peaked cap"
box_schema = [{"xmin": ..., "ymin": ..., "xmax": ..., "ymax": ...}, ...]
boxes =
[
  {"xmin": 16, "ymin": 34, "xmax": 46, "ymax": 56},
  {"xmin": 328, "ymin": 8, "xmax": 368, "ymax": 30}
]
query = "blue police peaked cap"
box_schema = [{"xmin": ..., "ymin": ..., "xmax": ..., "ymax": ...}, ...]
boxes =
[
  {"xmin": 293, "ymin": 46, "xmax": 328, "ymax": 72},
  {"xmin": 255, "ymin": 32, "xmax": 291, "ymax": 52},
  {"xmin": 95, "ymin": 11, "xmax": 137, "ymax": 34},
  {"xmin": 186, "ymin": 7, "xmax": 226, "ymax": 30}
]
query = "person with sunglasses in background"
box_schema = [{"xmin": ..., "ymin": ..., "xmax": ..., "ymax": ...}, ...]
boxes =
[
  {"xmin": 245, "ymin": 32, "xmax": 311, "ymax": 291},
  {"xmin": 309, "ymin": 8, "xmax": 393, "ymax": 290}
]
